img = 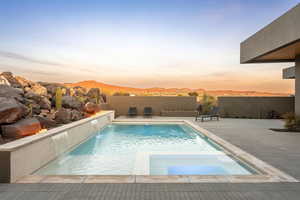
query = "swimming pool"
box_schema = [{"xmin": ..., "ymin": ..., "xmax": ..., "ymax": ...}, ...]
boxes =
[{"xmin": 35, "ymin": 123, "xmax": 256, "ymax": 176}]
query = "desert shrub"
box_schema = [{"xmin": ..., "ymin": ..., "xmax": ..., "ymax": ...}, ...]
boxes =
[
  {"xmin": 188, "ymin": 92, "xmax": 199, "ymax": 96},
  {"xmin": 282, "ymin": 112, "xmax": 300, "ymax": 131},
  {"xmin": 75, "ymin": 96, "xmax": 87, "ymax": 104},
  {"xmin": 201, "ymin": 93, "xmax": 217, "ymax": 114},
  {"xmin": 113, "ymin": 92, "xmax": 130, "ymax": 96}
]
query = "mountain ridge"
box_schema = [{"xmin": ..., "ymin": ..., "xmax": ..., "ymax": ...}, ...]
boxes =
[{"xmin": 65, "ymin": 80, "xmax": 291, "ymax": 96}]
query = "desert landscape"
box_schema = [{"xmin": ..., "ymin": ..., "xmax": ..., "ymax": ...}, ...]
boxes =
[{"xmin": 67, "ymin": 80, "xmax": 291, "ymax": 97}]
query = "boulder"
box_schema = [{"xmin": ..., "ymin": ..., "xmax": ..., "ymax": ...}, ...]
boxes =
[
  {"xmin": 27, "ymin": 83, "xmax": 47, "ymax": 96},
  {"xmin": 24, "ymin": 91, "xmax": 42, "ymax": 102},
  {"xmin": 39, "ymin": 97, "xmax": 51, "ymax": 110},
  {"xmin": 0, "ymin": 75, "xmax": 10, "ymax": 86},
  {"xmin": 31, "ymin": 103, "xmax": 41, "ymax": 115},
  {"xmin": 1, "ymin": 118, "xmax": 42, "ymax": 139},
  {"xmin": 1, "ymin": 72, "xmax": 22, "ymax": 88},
  {"xmin": 39, "ymin": 82, "xmax": 66, "ymax": 95},
  {"xmin": 0, "ymin": 85, "xmax": 24, "ymax": 101},
  {"xmin": 39, "ymin": 109, "xmax": 49, "ymax": 117},
  {"xmin": 0, "ymin": 97, "xmax": 27, "ymax": 124},
  {"xmin": 15, "ymin": 76, "xmax": 31, "ymax": 88},
  {"xmin": 70, "ymin": 110, "xmax": 84, "ymax": 121},
  {"xmin": 54, "ymin": 108, "xmax": 72, "ymax": 124},
  {"xmin": 84, "ymin": 102, "xmax": 101, "ymax": 114},
  {"xmin": 36, "ymin": 116, "xmax": 58, "ymax": 129},
  {"xmin": 62, "ymin": 96, "xmax": 82, "ymax": 110}
]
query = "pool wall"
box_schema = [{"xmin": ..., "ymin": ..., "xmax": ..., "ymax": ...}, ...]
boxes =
[{"xmin": 0, "ymin": 111, "xmax": 114, "ymax": 183}]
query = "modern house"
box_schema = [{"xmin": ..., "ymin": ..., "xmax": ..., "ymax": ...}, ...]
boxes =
[{"xmin": 241, "ymin": 3, "xmax": 300, "ymax": 114}]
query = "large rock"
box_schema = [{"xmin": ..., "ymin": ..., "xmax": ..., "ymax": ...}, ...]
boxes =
[
  {"xmin": 36, "ymin": 116, "xmax": 58, "ymax": 129},
  {"xmin": 1, "ymin": 72, "xmax": 22, "ymax": 88},
  {"xmin": 39, "ymin": 97, "xmax": 51, "ymax": 110},
  {"xmin": 33, "ymin": 103, "xmax": 42, "ymax": 115},
  {"xmin": 0, "ymin": 97, "xmax": 27, "ymax": 124},
  {"xmin": 15, "ymin": 76, "xmax": 31, "ymax": 88},
  {"xmin": 24, "ymin": 91, "xmax": 42, "ymax": 102},
  {"xmin": 62, "ymin": 96, "xmax": 82, "ymax": 110},
  {"xmin": 39, "ymin": 82, "xmax": 66, "ymax": 95},
  {"xmin": 70, "ymin": 110, "xmax": 84, "ymax": 121},
  {"xmin": 1, "ymin": 118, "xmax": 42, "ymax": 139},
  {"xmin": 54, "ymin": 108, "xmax": 72, "ymax": 124},
  {"xmin": 84, "ymin": 102, "xmax": 101, "ymax": 114},
  {"xmin": 29, "ymin": 83, "xmax": 47, "ymax": 96},
  {"xmin": 0, "ymin": 75, "xmax": 10, "ymax": 86},
  {"xmin": 0, "ymin": 85, "xmax": 24, "ymax": 101}
]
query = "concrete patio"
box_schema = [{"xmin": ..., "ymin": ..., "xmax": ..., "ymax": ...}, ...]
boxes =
[{"xmin": 1, "ymin": 118, "xmax": 300, "ymax": 200}]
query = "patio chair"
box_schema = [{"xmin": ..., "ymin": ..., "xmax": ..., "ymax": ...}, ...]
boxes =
[
  {"xmin": 195, "ymin": 106, "xmax": 220, "ymax": 122},
  {"xmin": 128, "ymin": 107, "xmax": 138, "ymax": 117},
  {"xmin": 143, "ymin": 107, "xmax": 153, "ymax": 117}
]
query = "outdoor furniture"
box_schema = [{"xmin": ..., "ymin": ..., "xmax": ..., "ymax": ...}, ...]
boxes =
[
  {"xmin": 195, "ymin": 106, "xmax": 220, "ymax": 122},
  {"xmin": 128, "ymin": 107, "xmax": 137, "ymax": 117},
  {"xmin": 143, "ymin": 107, "xmax": 153, "ymax": 117}
]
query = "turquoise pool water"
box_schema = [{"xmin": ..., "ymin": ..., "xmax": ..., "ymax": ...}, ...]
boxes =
[{"xmin": 35, "ymin": 124, "xmax": 255, "ymax": 175}]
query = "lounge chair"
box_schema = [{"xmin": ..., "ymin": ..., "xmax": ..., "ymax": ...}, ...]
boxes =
[
  {"xmin": 128, "ymin": 107, "xmax": 137, "ymax": 117},
  {"xmin": 195, "ymin": 106, "xmax": 219, "ymax": 122},
  {"xmin": 143, "ymin": 107, "xmax": 153, "ymax": 117}
]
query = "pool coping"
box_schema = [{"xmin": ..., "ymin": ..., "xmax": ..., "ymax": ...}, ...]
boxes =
[{"xmin": 16, "ymin": 119, "xmax": 299, "ymax": 183}]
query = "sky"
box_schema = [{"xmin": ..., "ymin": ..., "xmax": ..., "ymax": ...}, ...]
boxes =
[{"xmin": 0, "ymin": 0, "xmax": 299, "ymax": 93}]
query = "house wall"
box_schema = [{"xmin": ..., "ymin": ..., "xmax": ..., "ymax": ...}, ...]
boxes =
[
  {"xmin": 218, "ymin": 96, "xmax": 294, "ymax": 118},
  {"xmin": 296, "ymin": 56, "xmax": 300, "ymax": 115},
  {"xmin": 0, "ymin": 111, "xmax": 114, "ymax": 183},
  {"xmin": 240, "ymin": 3, "xmax": 300, "ymax": 63},
  {"xmin": 107, "ymin": 96, "xmax": 197, "ymax": 116}
]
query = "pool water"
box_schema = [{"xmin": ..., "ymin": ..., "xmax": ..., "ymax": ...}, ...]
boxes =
[{"xmin": 35, "ymin": 124, "xmax": 255, "ymax": 175}]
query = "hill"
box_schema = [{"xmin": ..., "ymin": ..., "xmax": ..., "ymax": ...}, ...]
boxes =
[{"xmin": 65, "ymin": 80, "xmax": 291, "ymax": 97}]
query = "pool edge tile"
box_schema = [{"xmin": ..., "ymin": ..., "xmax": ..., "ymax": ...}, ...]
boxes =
[
  {"xmin": 84, "ymin": 175, "xmax": 135, "ymax": 183},
  {"xmin": 135, "ymin": 175, "xmax": 190, "ymax": 183},
  {"xmin": 15, "ymin": 175, "xmax": 45, "ymax": 183},
  {"xmin": 40, "ymin": 175, "xmax": 86, "ymax": 183}
]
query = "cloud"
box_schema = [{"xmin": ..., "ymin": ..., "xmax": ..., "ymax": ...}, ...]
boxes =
[{"xmin": 0, "ymin": 50, "xmax": 63, "ymax": 66}]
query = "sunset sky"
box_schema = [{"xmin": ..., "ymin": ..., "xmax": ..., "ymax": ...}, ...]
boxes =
[{"xmin": 0, "ymin": 0, "xmax": 299, "ymax": 93}]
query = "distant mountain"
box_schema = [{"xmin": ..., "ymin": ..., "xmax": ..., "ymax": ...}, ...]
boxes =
[{"xmin": 65, "ymin": 80, "xmax": 291, "ymax": 97}]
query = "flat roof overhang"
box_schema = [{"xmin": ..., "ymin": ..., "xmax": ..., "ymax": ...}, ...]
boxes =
[{"xmin": 241, "ymin": 3, "xmax": 300, "ymax": 64}]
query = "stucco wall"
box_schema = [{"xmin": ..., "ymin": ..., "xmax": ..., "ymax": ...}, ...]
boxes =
[
  {"xmin": 0, "ymin": 111, "xmax": 114, "ymax": 183},
  {"xmin": 295, "ymin": 56, "xmax": 300, "ymax": 115},
  {"xmin": 219, "ymin": 96, "xmax": 294, "ymax": 118},
  {"xmin": 107, "ymin": 96, "xmax": 197, "ymax": 116}
]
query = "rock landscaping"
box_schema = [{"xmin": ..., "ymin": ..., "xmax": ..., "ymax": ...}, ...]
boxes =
[{"xmin": 0, "ymin": 72, "xmax": 105, "ymax": 144}]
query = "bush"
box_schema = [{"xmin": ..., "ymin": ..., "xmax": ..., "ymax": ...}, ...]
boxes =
[
  {"xmin": 113, "ymin": 92, "xmax": 130, "ymax": 96},
  {"xmin": 282, "ymin": 112, "xmax": 300, "ymax": 131},
  {"xmin": 188, "ymin": 92, "xmax": 198, "ymax": 96},
  {"xmin": 201, "ymin": 93, "xmax": 217, "ymax": 114}
]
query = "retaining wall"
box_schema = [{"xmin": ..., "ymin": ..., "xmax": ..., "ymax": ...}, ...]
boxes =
[{"xmin": 0, "ymin": 111, "xmax": 114, "ymax": 183}]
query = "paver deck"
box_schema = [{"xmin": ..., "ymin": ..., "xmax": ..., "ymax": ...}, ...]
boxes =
[{"xmin": 1, "ymin": 117, "xmax": 300, "ymax": 199}]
